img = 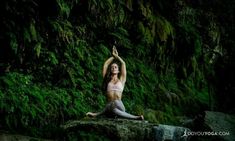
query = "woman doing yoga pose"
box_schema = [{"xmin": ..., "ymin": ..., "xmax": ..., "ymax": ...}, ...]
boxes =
[{"xmin": 86, "ymin": 46, "xmax": 143, "ymax": 120}]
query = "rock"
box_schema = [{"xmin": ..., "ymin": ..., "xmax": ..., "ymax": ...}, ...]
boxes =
[
  {"xmin": 180, "ymin": 112, "xmax": 206, "ymax": 131},
  {"xmin": 60, "ymin": 118, "xmax": 190, "ymax": 141},
  {"xmin": 153, "ymin": 124, "xmax": 190, "ymax": 141},
  {"xmin": 61, "ymin": 118, "xmax": 153, "ymax": 141},
  {"xmin": 0, "ymin": 132, "xmax": 52, "ymax": 141},
  {"xmin": 204, "ymin": 111, "xmax": 235, "ymax": 141}
]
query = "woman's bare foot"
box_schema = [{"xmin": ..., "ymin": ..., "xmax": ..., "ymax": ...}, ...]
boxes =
[
  {"xmin": 137, "ymin": 115, "xmax": 144, "ymax": 120},
  {"xmin": 86, "ymin": 112, "xmax": 97, "ymax": 117}
]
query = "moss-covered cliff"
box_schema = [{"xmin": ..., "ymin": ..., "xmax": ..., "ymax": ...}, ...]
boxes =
[{"xmin": 0, "ymin": 0, "xmax": 234, "ymax": 139}]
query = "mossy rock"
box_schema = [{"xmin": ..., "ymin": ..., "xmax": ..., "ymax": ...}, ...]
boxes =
[{"xmin": 60, "ymin": 118, "xmax": 156, "ymax": 141}]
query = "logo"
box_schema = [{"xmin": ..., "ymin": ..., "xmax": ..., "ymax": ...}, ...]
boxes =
[
  {"xmin": 181, "ymin": 130, "xmax": 230, "ymax": 138},
  {"xmin": 181, "ymin": 129, "xmax": 188, "ymax": 138}
]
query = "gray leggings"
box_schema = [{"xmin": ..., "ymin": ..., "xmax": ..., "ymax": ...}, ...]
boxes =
[{"xmin": 98, "ymin": 100, "xmax": 139, "ymax": 119}]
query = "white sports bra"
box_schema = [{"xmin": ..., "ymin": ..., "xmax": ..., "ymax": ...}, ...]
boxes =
[{"xmin": 107, "ymin": 81, "xmax": 124, "ymax": 92}]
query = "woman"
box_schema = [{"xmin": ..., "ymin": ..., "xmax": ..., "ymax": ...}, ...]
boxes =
[{"xmin": 86, "ymin": 46, "xmax": 144, "ymax": 120}]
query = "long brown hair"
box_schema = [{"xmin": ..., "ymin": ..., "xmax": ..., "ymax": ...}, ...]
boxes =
[{"xmin": 101, "ymin": 59, "xmax": 121, "ymax": 94}]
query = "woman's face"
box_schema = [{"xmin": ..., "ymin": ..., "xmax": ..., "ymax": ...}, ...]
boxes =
[{"xmin": 111, "ymin": 63, "xmax": 119, "ymax": 74}]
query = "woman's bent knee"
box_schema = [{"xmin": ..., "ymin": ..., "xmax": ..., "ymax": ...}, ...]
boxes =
[{"xmin": 113, "ymin": 100, "xmax": 125, "ymax": 111}]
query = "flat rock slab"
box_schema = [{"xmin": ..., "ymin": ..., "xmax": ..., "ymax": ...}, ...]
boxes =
[
  {"xmin": 60, "ymin": 118, "xmax": 190, "ymax": 141},
  {"xmin": 61, "ymin": 118, "xmax": 154, "ymax": 141}
]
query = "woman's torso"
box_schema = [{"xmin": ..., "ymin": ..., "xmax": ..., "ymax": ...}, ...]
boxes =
[{"xmin": 106, "ymin": 80, "xmax": 124, "ymax": 102}]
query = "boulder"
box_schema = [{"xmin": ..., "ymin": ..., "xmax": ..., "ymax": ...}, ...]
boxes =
[
  {"xmin": 204, "ymin": 111, "xmax": 235, "ymax": 141},
  {"xmin": 153, "ymin": 124, "xmax": 190, "ymax": 141},
  {"xmin": 0, "ymin": 132, "xmax": 52, "ymax": 141},
  {"xmin": 60, "ymin": 118, "xmax": 190, "ymax": 141}
]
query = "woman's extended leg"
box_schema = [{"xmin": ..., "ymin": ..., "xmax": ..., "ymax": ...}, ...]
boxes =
[
  {"xmin": 86, "ymin": 102, "xmax": 112, "ymax": 117},
  {"xmin": 114, "ymin": 100, "xmax": 125, "ymax": 111},
  {"xmin": 112, "ymin": 100, "xmax": 143, "ymax": 120},
  {"xmin": 112, "ymin": 108, "xmax": 143, "ymax": 120}
]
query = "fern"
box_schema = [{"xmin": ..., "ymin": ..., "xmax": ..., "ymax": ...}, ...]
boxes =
[
  {"xmin": 155, "ymin": 16, "xmax": 174, "ymax": 42},
  {"xmin": 57, "ymin": 0, "xmax": 71, "ymax": 18},
  {"xmin": 30, "ymin": 22, "xmax": 37, "ymax": 41},
  {"xmin": 109, "ymin": 27, "xmax": 132, "ymax": 49},
  {"xmin": 67, "ymin": 67, "xmax": 76, "ymax": 87},
  {"xmin": 34, "ymin": 43, "xmax": 41, "ymax": 58},
  {"xmin": 48, "ymin": 52, "xmax": 59, "ymax": 65}
]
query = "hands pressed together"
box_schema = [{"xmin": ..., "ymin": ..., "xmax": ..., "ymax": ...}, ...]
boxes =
[{"xmin": 112, "ymin": 46, "xmax": 118, "ymax": 58}]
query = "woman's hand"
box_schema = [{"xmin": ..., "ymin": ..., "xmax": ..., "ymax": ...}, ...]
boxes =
[{"xmin": 112, "ymin": 46, "xmax": 118, "ymax": 57}]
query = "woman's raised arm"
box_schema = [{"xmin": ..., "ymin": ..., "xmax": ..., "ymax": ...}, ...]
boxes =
[
  {"xmin": 102, "ymin": 56, "xmax": 114, "ymax": 78},
  {"xmin": 113, "ymin": 47, "xmax": 126, "ymax": 84}
]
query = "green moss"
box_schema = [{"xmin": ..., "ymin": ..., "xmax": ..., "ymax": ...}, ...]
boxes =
[{"xmin": 68, "ymin": 131, "xmax": 111, "ymax": 141}]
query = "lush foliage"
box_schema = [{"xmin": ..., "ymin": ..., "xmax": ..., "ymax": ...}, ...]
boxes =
[{"xmin": 0, "ymin": 0, "xmax": 234, "ymax": 139}]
